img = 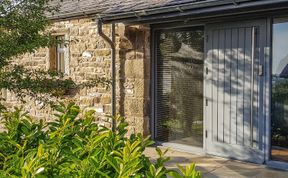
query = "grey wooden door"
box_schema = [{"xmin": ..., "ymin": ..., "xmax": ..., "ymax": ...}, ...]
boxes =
[{"xmin": 204, "ymin": 20, "xmax": 266, "ymax": 164}]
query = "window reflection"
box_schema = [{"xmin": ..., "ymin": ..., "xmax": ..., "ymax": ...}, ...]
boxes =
[
  {"xmin": 56, "ymin": 36, "xmax": 66, "ymax": 73},
  {"xmin": 271, "ymin": 20, "xmax": 288, "ymax": 162},
  {"xmin": 156, "ymin": 28, "xmax": 204, "ymax": 147}
]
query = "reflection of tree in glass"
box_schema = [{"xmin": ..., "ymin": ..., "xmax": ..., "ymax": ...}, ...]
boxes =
[
  {"xmin": 157, "ymin": 29, "xmax": 204, "ymax": 146},
  {"xmin": 272, "ymin": 76, "xmax": 288, "ymax": 147},
  {"xmin": 160, "ymin": 30, "xmax": 204, "ymax": 54}
]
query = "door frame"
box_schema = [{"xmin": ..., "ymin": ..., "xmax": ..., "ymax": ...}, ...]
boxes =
[
  {"xmin": 266, "ymin": 16, "xmax": 288, "ymax": 170},
  {"xmin": 149, "ymin": 10, "xmax": 288, "ymax": 171},
  {"xmin": 150, "ymin": 15, "xmax": 288, "ymax": 167},
  {"xmin": 151, "ymin": 19, "xmax": 269, "ymax": 159}
]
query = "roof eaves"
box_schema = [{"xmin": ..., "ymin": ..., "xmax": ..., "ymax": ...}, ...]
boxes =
[
  {"xmin": 48, "ymin": 0, "xmax": 219, "ymax": 21},
  {"xmin": 99, "ymin": 0, "xmax": 251, "ymax": 23},
  {"xmin": 100, "ymin": 0, "xmax": 288, "ymax": 24}
]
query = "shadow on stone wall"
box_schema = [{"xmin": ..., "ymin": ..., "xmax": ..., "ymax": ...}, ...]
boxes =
[{"xmin": 117, "ymin": 25, "xmax": 150, "ymax": 136}]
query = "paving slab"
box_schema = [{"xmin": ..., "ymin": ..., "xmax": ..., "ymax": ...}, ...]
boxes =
[{"xmin": 144, "ymin": 146, "xmax": 288, "ymax": 178}]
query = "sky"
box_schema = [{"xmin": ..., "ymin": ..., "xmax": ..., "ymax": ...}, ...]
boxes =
[{"xmin": 273, "ymin": 22, "xmax": 288, "ymax": 75}]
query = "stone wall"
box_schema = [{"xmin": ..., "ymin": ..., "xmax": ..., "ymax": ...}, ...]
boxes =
[
  {"xmin": 2, "ymin": 18, "xmax": 151, "ymax": 135},
  {"xmin": 117, "ymin": 25, "xmax": 151, "ymax": 136}
]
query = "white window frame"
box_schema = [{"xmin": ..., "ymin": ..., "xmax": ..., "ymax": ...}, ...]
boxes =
[{"xmin": 48, "ymin": 34, "xmax": 70, "ymax": 75}]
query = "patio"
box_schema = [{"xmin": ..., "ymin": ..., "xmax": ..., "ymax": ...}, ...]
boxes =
[{"xmin": 144, "ymin": 147, "xmax": 288, "ymax": 178}]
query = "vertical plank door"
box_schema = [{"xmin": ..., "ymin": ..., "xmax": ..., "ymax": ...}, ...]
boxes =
[{"xmin": 205, "ymin": 20, "xmax": 266, "ymax": 164}]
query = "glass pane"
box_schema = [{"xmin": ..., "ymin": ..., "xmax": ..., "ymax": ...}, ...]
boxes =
[
  {"xmin": 57, "ymin": 52, "xmax": 65, "ymax": 73},
  {"xmin": 156, "ymin": 28, "xmax": 204, "ymax": 147},
  {"xmin": 271, "ymin": 21, "xmax": 288, "ymax": 162}
]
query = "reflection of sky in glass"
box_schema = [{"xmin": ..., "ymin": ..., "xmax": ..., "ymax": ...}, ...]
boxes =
[{"xmin": 273, "ymin": 22, "xmax": 288, "ymax": 75}]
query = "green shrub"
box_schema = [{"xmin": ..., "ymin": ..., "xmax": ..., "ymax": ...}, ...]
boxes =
[{"xmin": 0, "ymin": 103, "xmax": 201, "ymax": 178}]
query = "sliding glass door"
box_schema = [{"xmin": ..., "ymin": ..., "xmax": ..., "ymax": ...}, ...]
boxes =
[
  {"xmin": 271, "ymin": 19, "xmax": 288, "ymax": 162},
  {"xmin": 154, "ymin": 27, "xmax": 204, "ymax": 148}
]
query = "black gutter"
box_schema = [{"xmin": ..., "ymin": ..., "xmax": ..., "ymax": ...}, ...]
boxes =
[
  {"xmin": 100, "ymin": 0, "xmax": 252, "ymax": 23},
  {"xmin": 100, "ymin": 0, "xmax": 288, "ymax": 24},
  {"xmin": 97, "ymin": 20, "xmax": 116, "ymax": 131},
  {"xmin": 138, "ymin": 1, "xmax": 288, "ymax": 25}
]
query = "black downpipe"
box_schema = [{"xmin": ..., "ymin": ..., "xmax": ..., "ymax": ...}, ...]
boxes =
[{"xmin": 97, "ymin": 20, "xmax": 116, "ymax": 131}]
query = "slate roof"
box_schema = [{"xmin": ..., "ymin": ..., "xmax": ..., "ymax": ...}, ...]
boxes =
[
  {"xmin": 49, "ymin": 0, "xmax": 286, "ymax": 23},
  {"xmin": 49, "ymin": 0, "xmax": 207, "ymax": 20}
]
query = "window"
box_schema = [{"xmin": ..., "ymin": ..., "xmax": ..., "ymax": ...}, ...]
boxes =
[
  {"xmin": 271, "ymin": 19, "xmax": 288, "ymax": 162},
  {"xmin": 155, "ymin": 27, "xmax": 204, "ymax": 147},
  {"xmin": 49, "ymin": 36, "xmax": 67, "ymax": 74}
]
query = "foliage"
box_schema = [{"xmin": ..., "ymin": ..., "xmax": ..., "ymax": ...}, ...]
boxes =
[
  {"xmin": 271, "ymin": 78, "xmax": 288, "ymax": 146},
  {"xmin": 0, "ymin": 103, "xmax": 201, "ymax": 178},
  {"xmin": 0, "ymin": 0, "xmax": 109, "ymax": 109},
  {"xmin": 0, "ymin": 0, "xmax": 54, "ymax": 61},
  {"xmin": 168, "ymin": 164, "xmax": 202, "ymax": 178},
  {"xmin": 0, "ymin": 65, "xmax": 110, "ymax": 102}
]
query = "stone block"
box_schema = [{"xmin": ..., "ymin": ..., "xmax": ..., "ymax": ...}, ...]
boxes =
[
  {"xmin": 34, "ymin": 53, "xmax": 47, "ymax": 58},
  {"xmin": 95, "ymin": 106, "xmax": 104, "ymax": 113},
  {"xmin": 103, "ymin": 104, "xmax": 111, "ymax": 114},
  {"xmin": 125, "ymin": 51, "xmax": 137, "ymax": 60},
  {"xmin": 93, "ymin": 97, "xmax": 101, "ymax": 104},
  {"xmin": 70, "ymin": 28, "xmax": 79, "ymax": 35},
  {"xmin": 119, "ymin": 36, "xmax": 133, "ymax": 49},
  {"xmin": 79, "ymin": 18, "xmax": 92, "ymax": 23},
  {"xmin": 80, "ymin": 98, "xmax": 94, "ymax": 106},
  {"xmin": 79, "ymin": 88, "xmax": 87, "ymax": 95},
  {"xmin": 95, "ymin": 49, "xmax": 111, "ymax": 57},
  {"xmin": 79, "ymin": 27, "xmax": 90, "ymax": 36},
  {"xmin": 125, "ymin": 60, "xmax": 144, "ymax": 78},
  {"xmin": 134, "ymin": 79, "xmax": 145, "ymax": 97},
  {"xmin": 101, "ymin": 95, "xmax": 111, "ymax": 104},
  {"xmin": 116, "ymin": 23, "xmax": 125, "ymax": 36},
  {"xmin": 126, "ymin": 89, "xmax": 134, "ymax": 95},
  {"xmin": 125, "ymin": 99, "xmax": 144, "ymax": 116}
]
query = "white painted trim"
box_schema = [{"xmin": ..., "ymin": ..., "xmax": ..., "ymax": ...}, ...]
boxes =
[{"xmin": 64, "ymin": 34, "xmax": 70, "ymax": 75}]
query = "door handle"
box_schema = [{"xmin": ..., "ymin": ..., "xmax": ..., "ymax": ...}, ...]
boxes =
[{"xmin": 250, "ymin": 26, "xmax": 256, "ymax": 146}]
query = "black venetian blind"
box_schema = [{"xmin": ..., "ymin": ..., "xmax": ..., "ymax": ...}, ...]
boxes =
[{"xmin": 155, "ymin": 28, "xmax": 205, "ymax": 147}]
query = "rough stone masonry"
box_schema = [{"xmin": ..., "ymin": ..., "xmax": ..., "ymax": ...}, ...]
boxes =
[{"xmin": 2, "ymin": 18, "xmax": 151, "ymax": 136}]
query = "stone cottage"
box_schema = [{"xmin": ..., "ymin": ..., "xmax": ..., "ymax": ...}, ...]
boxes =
[
  {"xmin": 4, "ymin": 1, "xmax": 151, "ymax": 136},
  {"xmin": 5, "ymin": 0, "xmax": 288, "ymax": 170}
]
